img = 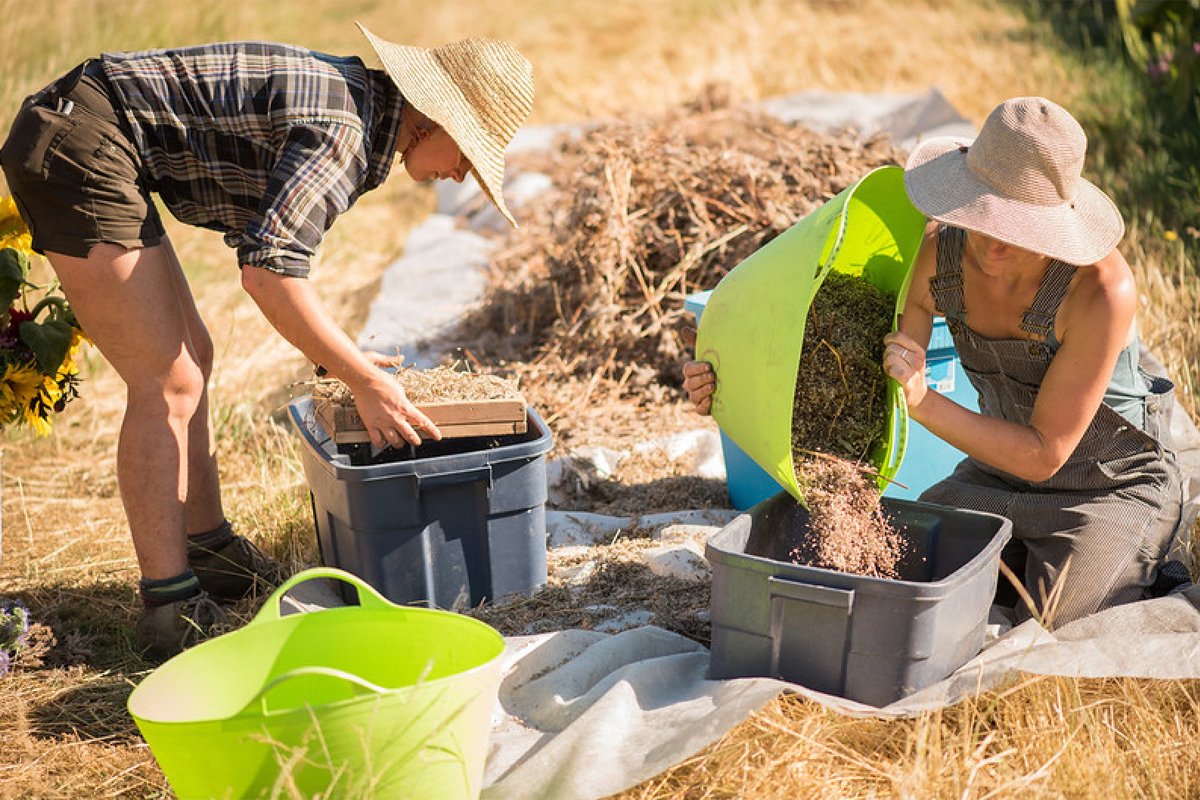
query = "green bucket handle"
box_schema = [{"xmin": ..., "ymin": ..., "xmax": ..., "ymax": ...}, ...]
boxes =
[
  {"xmin": 242, "ymin": 568, "xmax": 421, "ymax": 718},
  {"xmin": 249, "ymin": 567, "xmax": 396, "ymax": 627},
  {"xmin": 244, "ymin": 665, "xmax": 389, "ymax": 718},
  {"xmin": 876, "ymin": 236, "xmax": 919, "ymax": 491}
]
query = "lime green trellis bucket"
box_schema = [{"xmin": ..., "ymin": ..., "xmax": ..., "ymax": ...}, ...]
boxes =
[
  {"xmin": 694, "ymin": 165, "xmax": 927, "ymax": 503},
  {"xmin": 127, "ymin": 568, "xmax": 505, "ymax": 800}
]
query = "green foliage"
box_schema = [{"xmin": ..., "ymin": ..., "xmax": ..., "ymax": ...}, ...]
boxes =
[
  {"xmin": 0, "ymin": 248, "xmax": 79, "ymax": 375},
  {"xmin": 20, "ymin": 313, "xmax": 75, "ymax": 375},
  {"xmin": 1116, "ymin": 0, "xmax": 1200, "ymax": 121},
  {"xmin": 0, "ymin": 247, "xmax": 32, "ymax": 315},
  {"xmin": 1021, "ymin": 0, "xmax": 1200, "ymax": 256}
]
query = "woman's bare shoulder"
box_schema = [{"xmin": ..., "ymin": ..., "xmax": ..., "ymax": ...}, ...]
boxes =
[{"xmin": 1062, "ymin": 250, "xmax": 1136, "ymax": 338}]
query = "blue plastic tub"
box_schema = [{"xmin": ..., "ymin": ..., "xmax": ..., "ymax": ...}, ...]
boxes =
[{"xmin": 684, "ymin": 291, "xmax": 978, "ymax": 508}]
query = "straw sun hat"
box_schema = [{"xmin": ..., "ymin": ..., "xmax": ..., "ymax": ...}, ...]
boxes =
[
  {"xmin": 356, "ymin": 23, "xmax": 534, "ymax": 227},
  {"xmin": 903, "ymin": 96, "xmax": 1124, "ymax": 266}
]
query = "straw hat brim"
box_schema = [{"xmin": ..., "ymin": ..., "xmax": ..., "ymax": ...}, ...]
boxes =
[
  {"xmin": 357, "ymin": 24, "xmax": 516, "ymax": 227},
  {"xmin": 903, "ymin": 136, "xmax": 1124, "ymax": 265}
]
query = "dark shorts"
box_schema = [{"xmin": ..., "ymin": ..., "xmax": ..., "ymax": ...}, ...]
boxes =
[{"xmin": 0, "ymin": 60, "xmax": 164, "ymax": 258}]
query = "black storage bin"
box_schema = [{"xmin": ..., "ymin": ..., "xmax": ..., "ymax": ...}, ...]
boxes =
[{"xmin": 288, "ymin": 396, "xmax": 553, "ymax": 610}]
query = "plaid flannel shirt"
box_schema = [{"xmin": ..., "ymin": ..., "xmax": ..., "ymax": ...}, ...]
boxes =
[{"xmin": 100, "ymin": 41, "xmax": 403, "ymax": 277}]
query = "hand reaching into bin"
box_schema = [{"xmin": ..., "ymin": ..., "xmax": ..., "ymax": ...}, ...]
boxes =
[
  {"xmin": 351, "ymin": 370, "xmax": 442, "ymax": 449},
  {"xmin": 345, "ymin": 351, "xmax": 442, "ymax": 448}
]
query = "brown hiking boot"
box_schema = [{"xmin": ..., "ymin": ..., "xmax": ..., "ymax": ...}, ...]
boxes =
[
  {"xmin": 188, "ymin": 533, "xmax": 284, "ymax": 601},
  {"xmin": 135, "ymin": 591, "xmax": 228, "ymax": 662}
]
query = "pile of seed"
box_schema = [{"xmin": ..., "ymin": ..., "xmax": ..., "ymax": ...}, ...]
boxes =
[
  {"xmin": 787, "ymin": 272, "xmax": 906, "ymax": 579},
  {"xmin": 787, "ymin": 456, "xmax": 906, "ymax": 579}
]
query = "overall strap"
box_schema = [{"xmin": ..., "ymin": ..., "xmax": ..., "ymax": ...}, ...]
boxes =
[
  {"xmin": 929, "ymin": 225, "xmax": 966, "ymax": 320},
  {"xmin": 1019, "ymin": 259, "xmax": 1077, "ymax": 341}
]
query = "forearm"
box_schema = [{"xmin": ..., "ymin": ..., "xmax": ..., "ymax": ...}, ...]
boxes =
[
  {"xmin": 910, "ymin": 391, "xmax": 1061, "ymax": 482},
  {"xmin": 240, "ymin": 267, "xmax": 380, "ymax": 392}
]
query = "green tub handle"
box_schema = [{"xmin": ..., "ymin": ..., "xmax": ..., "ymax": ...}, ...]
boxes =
[
  {"xmin": 242, "ymin": 664, "xmax": 389, "ymax": 718},
  {"xmin": 875, "ymin": 255, "xmax": 914, "ymax": 490},
  {"xmin": 879, "ymin": 383, "xmax": 910, "ymax": 490},
  {"xmin": 249, "ymin": 567, "xmax": 396, "ymax": 626}
]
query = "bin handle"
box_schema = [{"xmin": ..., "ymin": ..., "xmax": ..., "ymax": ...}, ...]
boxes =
[
  {"xmin": 417, "ymin": 464, "xmax": 492, "ymax": 489},
  {"xmin": 878, "ymin": 207, "xmax": 918, "ymax": 489},
  {"xmin": 249, "ymin": 567, "xmax": 395, "ymax": 626},
  {"xmin": 242, "ymin": 665, "xmax": 388, "ymax": 718}
]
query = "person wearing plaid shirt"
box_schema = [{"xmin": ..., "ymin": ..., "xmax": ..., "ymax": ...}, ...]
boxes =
[{"xmin": 0, "ymin": 26, "xmax": 533, "ymax": 659}]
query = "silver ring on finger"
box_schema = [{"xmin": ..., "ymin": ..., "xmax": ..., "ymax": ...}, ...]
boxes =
[{"xmin": 900, "ymin": 348, "xmax": 910, "ymax": 365}]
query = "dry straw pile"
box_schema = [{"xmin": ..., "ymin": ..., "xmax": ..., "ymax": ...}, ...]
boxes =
[{"xmin": 458, "ymin": 98, "xmax": 905, "ymax": 391}]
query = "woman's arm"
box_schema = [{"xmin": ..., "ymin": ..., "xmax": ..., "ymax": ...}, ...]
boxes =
[
  {"xmin": 882, "ymin": 223, "xmax": 939, "ymax": 405},
  {"xmin": 887, "ymin": 247, "xmax": 1134, "ymax": 482},
  {"xmin": 241, "ymin": 266, "xmax": 441, "ymax": 448}
]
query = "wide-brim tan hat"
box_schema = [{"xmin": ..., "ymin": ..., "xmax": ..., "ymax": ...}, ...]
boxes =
[
  {"xmin": 357, "ymin": 23, "xmax": 533, "ymax": 227},
  {"xmin": 903, "ymin": 96, "xmax": 1124, "ymax": 265}
]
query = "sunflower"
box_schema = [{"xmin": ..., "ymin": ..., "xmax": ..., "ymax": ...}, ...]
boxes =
[
  {"xmin": 0, "ymin": 197, "xmax": 33, "ymax": 256},
  {"xmin": 22, "ymin": 403, "xmax": 52, "ymax": 437},
  {"xmin": 0, "ymin": 361, "xmax": 46, "ymax": 422},
  {"xmin": 0, "ymin": 201, "xmax": 87, "ymax": 434}
]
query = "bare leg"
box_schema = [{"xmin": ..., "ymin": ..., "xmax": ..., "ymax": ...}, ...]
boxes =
[
  {"xmin": 48, "ymin": 240, "xmax": 214, "ymax": 580},
  {"xmin": 159, "ymin": 238, "xmax": 225, "ymax": 536}
]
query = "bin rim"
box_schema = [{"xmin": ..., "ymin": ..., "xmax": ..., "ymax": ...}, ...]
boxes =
[
  {"xmin": 128, "ymin": 568, "xmax": 507, "ymax": 727},
  {"xmin": 287, "ymin": 398, "xmax": 553, "ymax": 481},
  {"xmin": 704, "ymin": 497, "xmax": 1013, "ymax": 596}
]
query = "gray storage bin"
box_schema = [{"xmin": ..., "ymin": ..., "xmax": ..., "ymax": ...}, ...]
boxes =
[
  {"xmin": 288, "ymin": 396, "xmax": 553, "ymax": 610},
  {"xmin": 707, "ymin": 491, "xmax": 1012, "ymax": 706}
]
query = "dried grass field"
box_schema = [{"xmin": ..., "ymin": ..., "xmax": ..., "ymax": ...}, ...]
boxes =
[{"xmin": 1, "ymin": 0, "xmax": 1199, "ymax": 797}]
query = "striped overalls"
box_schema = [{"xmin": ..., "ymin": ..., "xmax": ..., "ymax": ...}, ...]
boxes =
[{"xmin": 920, "ymin": 225, "xmax": 1183, "ymax": 627}]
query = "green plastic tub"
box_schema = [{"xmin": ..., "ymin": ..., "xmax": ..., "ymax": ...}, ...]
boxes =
[
  {"xmin": 127, "ymin": 568, "xmax": 505, "ymax": 799},
  {"xmin": 694, "ymin": 165, "xmax": 927, "ymax": 502}
]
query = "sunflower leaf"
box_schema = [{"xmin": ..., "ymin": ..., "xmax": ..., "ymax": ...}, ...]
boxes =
[
  {"xmin": 0, "ymin": 248, "xmax": 31, "ymax": 312},
  {"xmin": 19, "ymin": 318, "xmax": 73, "ymax": 375}
]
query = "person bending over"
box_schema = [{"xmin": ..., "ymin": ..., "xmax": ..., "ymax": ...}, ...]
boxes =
[{"xmin": 0, "ymin": 25, "xmax": 534, "ymax": 658}]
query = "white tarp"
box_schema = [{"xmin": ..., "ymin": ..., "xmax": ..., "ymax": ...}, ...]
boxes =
[
  {"xmin": 283, "ymin": 455, "xmax": 1200, "ymax": 800},
  {"xmin": 478, "ymin": 582, "xmax": 1200, "ymax": 800},
  {"xmin": 275, "ymin": 486, "xmax": 1200, "ymax": 798}
]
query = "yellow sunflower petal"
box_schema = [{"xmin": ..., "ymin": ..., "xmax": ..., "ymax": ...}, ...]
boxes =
[
  {"xmin": 3, "ymin": 363, "xmax": 44, "ymax": 406},
  {"xmin": 0, "ymin": 198, "xmax": 33, "ymax": 257},
  {"xmin": 22, "ymin": 405, "xmax": 53, "ymax": 437}
]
